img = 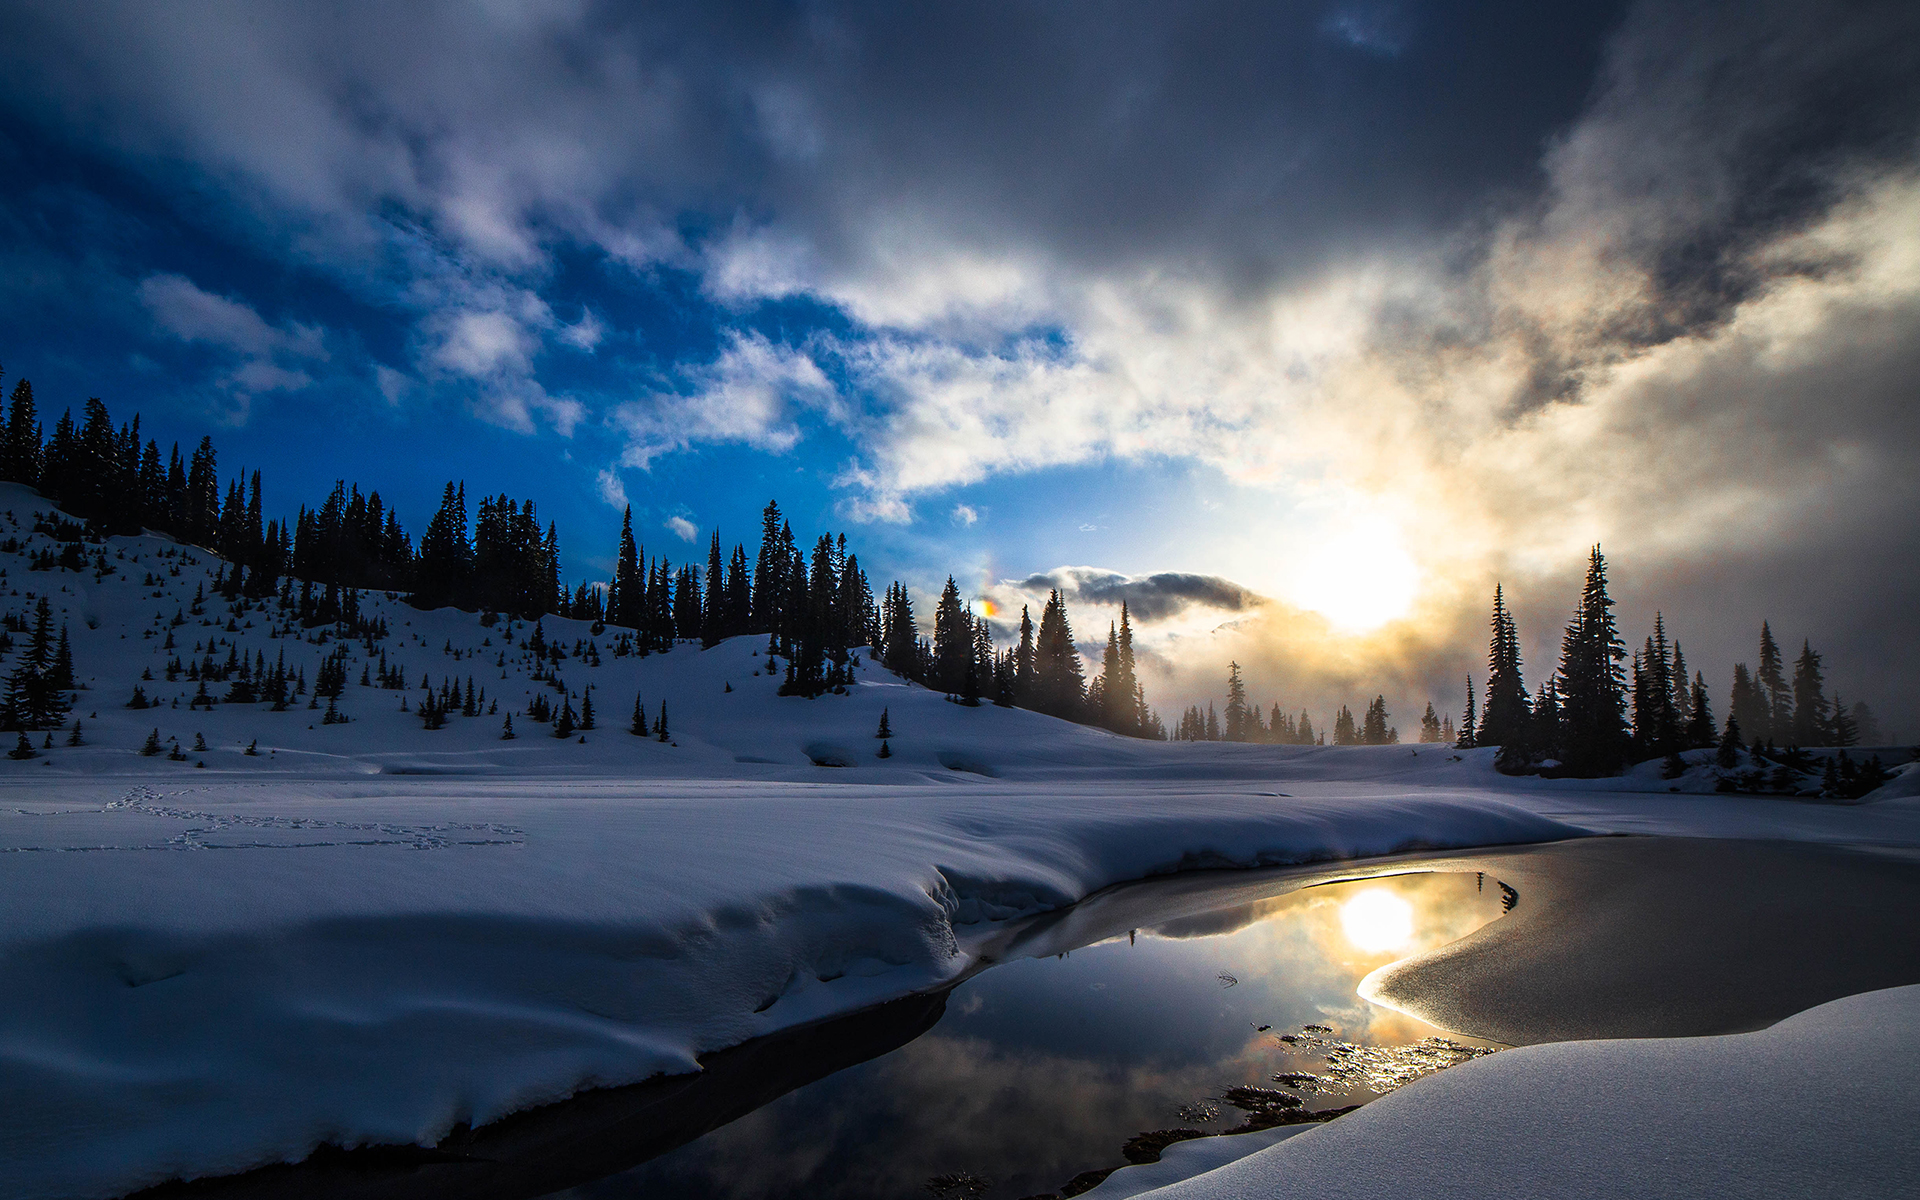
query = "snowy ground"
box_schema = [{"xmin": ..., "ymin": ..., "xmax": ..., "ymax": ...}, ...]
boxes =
[{"xmin": 1, "ymin": 482, "xmax": 1916, "ymax": 1199}]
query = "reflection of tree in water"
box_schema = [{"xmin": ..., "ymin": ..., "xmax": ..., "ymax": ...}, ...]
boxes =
[{"xmin": 1500, "ymin": 881, "xmax": 1520, "ymax": 912}]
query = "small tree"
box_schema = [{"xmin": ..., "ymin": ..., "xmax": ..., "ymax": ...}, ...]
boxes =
[
  {"xmin": 140, "ymin": 728, "xmax": 163, "ymax": 756},
  {"xmin": 655, "ymin": 700, "xmax": 670, "ymax": 743},
  {"xmin": 66, "ymin": 720, "xmax": 83, "ymax": 746},
  {"xmin": 579, "ymin": 687, "xmax": 595, "ymax": 731},
  {"xmin": 630, "ymin": 693, "xmax": 647, "ymax": 736},
  {"xmin": 501, "ymin": 713, "xmax": 516, "ymax": 740},
  {"xmin": 553, "ymin": 699, "xmax": 575, "ymax": 739},
  {"xmin": 1716, "ymin": 716, "xmax": 1743, "ymax": 770},
  {"xmin": 877, "ymin": 739, "xmax": 892, "ymax": 759},
  {"xmin": 9, "ymin": 732, "xmax": 37, "ymax": 759},
  {"xmin": 876, "ymin": 707, "xmax": 892, "ymax": 739}
]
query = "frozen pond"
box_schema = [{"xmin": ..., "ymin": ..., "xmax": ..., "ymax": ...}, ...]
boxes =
[{"xmin": 548, "ymin": 871, "xmax": 1510, "ymax": 1200}]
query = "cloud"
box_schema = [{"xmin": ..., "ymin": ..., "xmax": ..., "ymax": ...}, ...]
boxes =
[
  {"xmin": 612, "ymin": 331, "xmax": 829, "ymax": 469},
  {"xmin": 1000, "ymin": 567, "xmax": 1266, "ymax": 625},
  {"xmin": 136, "ymin": 273, "xmax": 327, "ymax": 410},
  {"xmin": 5, "ymin": 0, "xmax": 1919, "ymax": 728},
  {"xmin": 664, "ymin": 514, "xmax": 698, "ymax": 542},
  {"xmin": 950, "ymin": 504, "xmax": 978, "ymax": 527},
  {"xmin": 595, "ymin": 467, "xmax": 628, "ymax": 510}
]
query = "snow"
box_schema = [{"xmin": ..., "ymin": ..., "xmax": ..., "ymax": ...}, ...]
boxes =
[
  {"xmin": 0, "ymin": 481, "xmax": 1912, "ymax": 1199},
  {"xmin": 1120, "ymin": 984, "xmax": 1920, "ymax": 1199},
  {"xmin": 1076, "ymin": 1126, "xmax": 1317, "ymax": 1200}
]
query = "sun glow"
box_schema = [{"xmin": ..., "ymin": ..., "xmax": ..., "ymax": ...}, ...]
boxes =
[
  {"xmin": 1287, "ymin": 521, "xmax": 1420, "ymax": 631},
  {"xmin": 1340, "ymin": 888, "xmax": 1414, "ymax": 953}
]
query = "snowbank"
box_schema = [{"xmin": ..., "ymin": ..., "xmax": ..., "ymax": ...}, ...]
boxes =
[
  {"xmin": 0, "ymin": 777, "xmax": 1578, "ymax": 1200},
  {"xmin": 1123, "ymin": 983, "xmax": 1920, "ymax": 1199}
]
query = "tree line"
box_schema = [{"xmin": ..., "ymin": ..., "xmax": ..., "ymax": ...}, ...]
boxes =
[
  {"xmin": 1455, "ymin": 548, "xmax": 1883, "ymax": 777},
  {"xmin": 0, "ymin": 370, "xmax": 1175, "ymax": 736}
]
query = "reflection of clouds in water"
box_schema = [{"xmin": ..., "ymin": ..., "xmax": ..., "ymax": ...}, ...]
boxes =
[
  {"xmin": 601, "ymin": 873, "xmax": 1506, "ymax": 1198},
  {"xmin": 639, "ymin": 1034, "xmax": 1243, "ymax": 1198},
  {"xmin": 1147, "ymin": 873, "xmax": 1504, "ymax": 1047}
]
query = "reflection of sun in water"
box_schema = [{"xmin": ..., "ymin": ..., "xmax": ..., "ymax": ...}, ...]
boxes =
[
  {"xmin": 1288, "ymin": 520, "xmax": 1420, "ymax": 631},
  {"xmin": 1340, "ymin": 889, "xmax": 1413, "ymax": 953}
]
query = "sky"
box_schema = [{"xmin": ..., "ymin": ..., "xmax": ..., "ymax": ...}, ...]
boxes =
[{"xmin": 1, "ymin": 0, "xmax": 1915, "ymax": 736}]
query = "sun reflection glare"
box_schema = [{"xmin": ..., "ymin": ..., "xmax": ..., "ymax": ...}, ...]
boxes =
[{"xmin": 1340, "ymin": 889, "xmax": 1413, "ymax": 952}]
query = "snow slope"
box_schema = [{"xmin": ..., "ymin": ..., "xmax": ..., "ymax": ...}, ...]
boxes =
[{"xmin": 1123, "ymin": 983, "xmax": 1920, "ymax": 1199}]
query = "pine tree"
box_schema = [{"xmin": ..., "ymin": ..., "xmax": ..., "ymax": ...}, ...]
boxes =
[
  {"xmin": 579, "ymin": 686, "xmax": 595, "ymax": 731},
  {"xmin": 1419, "ymin": 702, "xmax": 1442, "ymax": 743},
  {"xmin": 1790, "ymin": 640, "xmax": 1830, "ymax": 746},
  {"xmin": 141, "ymin": 728, "xmax": 163, "ymax": 756},
  {"xmin": 1756, "ymin": 622, "xmax": 1790, "ymax": 743},
  {"xmin": 1, "ymin": 378, "xmax": 41, "ymax": 485},
  {"xmin": 1361, "ymin": 696, "xmax": 1392, "ymax": 745},
  {"xmin": 631, "ymin": 692, "xmax": 648, "ymax": 736},
  {"xmin": 876, "ymin": 708, "xmax": 892, "ymax": 739},
  {"xmin": 1554, "ymin": 547, "xmax": 1630, "ymax": 776},
  {"xmin": 1716, "ymin": 716, "xmax": 1743, "ymax": 770},
  {"xmin": 1013, "ymin": 604, "xmax": 1036, "ymax": 704},
  {"xmin": 931, "ymin": 577, "xmax": 971, "ymax": 694},
  {"xmin": 1479, "ymin": 584, "xmax": 1531, "ymax": 747},
  {"xmin": 1031, "ymin": 590, "xmax": 1085, "ymax": 719},
  {"xmin": 1223, "ymin": 662, "xmax": 1251, "ymax": 742},
  {"xmin": 1456, "ymin": 676, "xmax": 1477, "ymax": 748},
  {"xmin": 1684, "ymin": 673, "xmax": 1715, "ymax": 748},
  {"xmin": 655, "ymin": 699, "xmax": 670, "ymax": 743},
  {"xmin": 1333, "ymin": 705, "xmax": 1357, "ymax": 745},
  {"xmin": 1728, "ymin": 662, "xmax": 1767, "ymax": 746},
  {"xmin": 501, "ymin": 713, "xmax": 516, "ymax": 740}
]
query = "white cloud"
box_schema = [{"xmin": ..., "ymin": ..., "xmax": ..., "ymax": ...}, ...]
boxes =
[
  {"xmin": 595, "ymin": 467, "xmax": 628, "ymax": 509},
  {"xmin": 665, "ymin": 515, "xmax": 698, "ymax": 542},
  {"xmin": 612, "ymin": 331, "xmax": 832, "ymax": 469},
  {"xmin": 950, "ymin": 504, "xmax": 979, "ymax": 526},
  {"xmin": 136, "ymin": 273, "xmax": 327, "ymax": 410}
]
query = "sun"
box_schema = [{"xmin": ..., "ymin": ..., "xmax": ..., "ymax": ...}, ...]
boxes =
[
  {"xmin": 1340, "ymin": 889, "xmax": 1413, "ymax": 953},
  {"xmin": 1288, "ymin": 524, "xmax": 1420, "ymax": 631}
]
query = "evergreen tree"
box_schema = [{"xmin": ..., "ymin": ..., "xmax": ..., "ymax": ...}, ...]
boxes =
[
  {"xmin": 1555, "ymin": 546, "xmax": 1630, "ymax": 776},
  {"xmin": 1419, "ymin": 702, "xmax": 1442, "ymax": 743},
  {"xmin": 1, "ymin": 378, "xmax": 40, "ymax": 485},
  {"xmin": 1013, "ymin": 604, "xmax": 1036, "ymax": 704},
  {"xmin": 1728, "ymin": 662, "xmax": 1767, "ymax": 746},
  {"xmin": 1333, "ymin": 705, "xmax": 1357, "ymax": 745},
  {"xmin": 1479, "ymin": 584, "xmax": 1531, "ymax": 746},
  {"xmin": 750, "ymin": 500, "xmax": 785, "ymax": 633},
  {"xmin": 1715, "ymin": 716, "xmax": 1742, "ymax": 769},
  {"xmin": 1829, "ymin": 694, "xmax": 1859, "ymax": 747},
  {"xmin": 1683, "ymin": 672, "xmax": 1716, "ymax": 748},
  {"xmin": 630, "ymin": 692, "xmax": 648, "ymax": 737},
  {"xmin": 1031, "ymin": 590, "xmax": 1085, "ymax": 719},
  {"xmin": 608, "ymin": 506, "xmax": 642, "ymax": 628},
  {"xmin": 701, "ymin": 530, "xmax": 726, "ymax": 647},
  {"xmin": 1457, "ymin": 676, "xmax": 1477, "ymax": 748},
  {"xmin": 414, "ymin": 482, "xmax": 472, "ymax": 609},
  {"xmin": 931, "ymin": 577, "xmax": 971, "ymax": 694},
  {"xmin": 1113, "ymin": 603, "xmax": 1144, "ymax": 737},
  {"xmin": 1361, "ymin": 696, "xmax": 1393, "ymax": 744},
  {"xmin": 876, "ymin": 708, "xmax": 892, "ymax": 739},
  {"xmin": 1790, "ymin": 640, "xmax": 1831, "ymax": 746},
  {"xmin": 1756, "ymin": 622, "xmax": 1790, "ymax": 743},
  {"xmin": 1223, "ymin": 662, "xmax": 1251, "ymax": 742}
]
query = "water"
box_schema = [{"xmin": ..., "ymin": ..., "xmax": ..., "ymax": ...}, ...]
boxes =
[{"xmin": 549, "ymin": 871, "xmax": 1509, "ymax": 1200}]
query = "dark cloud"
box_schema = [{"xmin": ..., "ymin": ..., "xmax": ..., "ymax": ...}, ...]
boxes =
[{"xmin": 1010, "ymin": 567, "xmax": 1264, "ymax": 624}]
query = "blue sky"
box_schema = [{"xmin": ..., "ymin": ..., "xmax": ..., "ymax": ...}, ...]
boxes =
[{"xmin": 1, "ymin": 0, "xmax": 1915, "ymax": 730}]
